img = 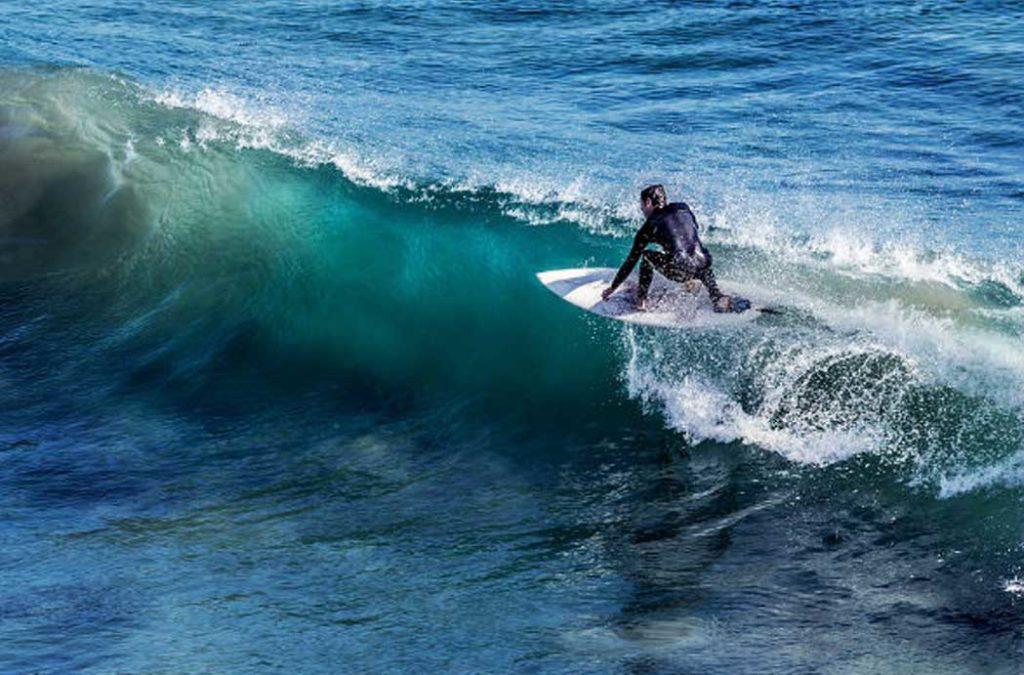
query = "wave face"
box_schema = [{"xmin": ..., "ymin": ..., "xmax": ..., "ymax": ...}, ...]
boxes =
[
  {"xmin": 3, "ymin": 67, "xmax": 1020, "ymax": 483},
  {"xmin": 1, "ymin": 1, "xmax": 1024, "ymax": 670},
  {"xmin": 0, "ymin": 69, "xmax": 630, "ymax": 423}
]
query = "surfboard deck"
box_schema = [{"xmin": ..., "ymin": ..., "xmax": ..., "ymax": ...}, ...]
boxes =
[{"xmin": 536, "ymin": 267, "xmax": 765, "ymax": 328}]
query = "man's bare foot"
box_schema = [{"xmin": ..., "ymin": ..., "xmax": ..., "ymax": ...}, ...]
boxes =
[
  {"xmin": 635, "ymin": 297, "xmax": 649, "ymax": 311},
  {"xmin": 682, "ymin": 280, "xmax": 702, "ymax": 295},
  {"xmin": 713, "ymin": 296, "xmax": 733, "ymax": 313}
]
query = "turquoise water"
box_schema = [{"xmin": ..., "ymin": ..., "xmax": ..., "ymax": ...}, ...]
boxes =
[{"xmin": 1, "ymin": 2, "xmax": 1023, "ymax": 672}]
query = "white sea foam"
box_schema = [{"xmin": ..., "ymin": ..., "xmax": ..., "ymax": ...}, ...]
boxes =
[
  {"xmin": 153, "ymin": 86, "xmax": 408, "ymax": 191},
  {"xmin": 155, "ymin": 88, "xmax": 289, "ymax": 131},
  {"xmin": 938, "ymin": 450, "xmax": 1024, "ymax": 497},
  {"xmin": 705, "ymin": 211, "xmax": 1022, "ymax": 296},
  {"xmin": 1004, "ymin": 577, "xmax": 1024, "ymax": 598},
  {"xmin": 808, "ymin": 298, "xmax": 1024, "ymax": 409},
  {"xmin": 623, "ymin": 331, "xmax": 890, "ymax": 466}
]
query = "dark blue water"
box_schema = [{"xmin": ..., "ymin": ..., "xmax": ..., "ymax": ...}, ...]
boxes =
[{"xmin": 1, "ymin": 1, "xmax": 1023, "ymax": 672}]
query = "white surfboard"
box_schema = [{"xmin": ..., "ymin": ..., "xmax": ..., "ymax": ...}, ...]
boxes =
[{"xmin": 536, "ymin": 267, "xmax": 767, "ymax": 328}]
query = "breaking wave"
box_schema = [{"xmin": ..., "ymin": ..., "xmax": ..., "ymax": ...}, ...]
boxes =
[{"xmin": 2, "ymin": 66, "xmax": 1022, "ymax": 499}]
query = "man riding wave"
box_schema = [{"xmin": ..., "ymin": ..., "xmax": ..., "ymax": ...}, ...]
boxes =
[{"xmin": 601, "ymin": 184, "xmax": 748, "ymax": 313}]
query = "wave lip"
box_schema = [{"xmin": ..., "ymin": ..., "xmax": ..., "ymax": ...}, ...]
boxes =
[
  {"xmin": 149, "ymin": 74, "xmax": 1023, "ymax": 303},
  {"xmin": 153, "ymin": 86, "xmax": 411, "ymax": 191}
]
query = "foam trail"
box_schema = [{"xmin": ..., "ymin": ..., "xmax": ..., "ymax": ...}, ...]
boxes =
[
  {"xmin": 939, "ymin": 450, "xmax": 1024, "ymax": 497},
  {"xmin": 623, "ymin": 331, "xmax": 890, "ymax": 466}
]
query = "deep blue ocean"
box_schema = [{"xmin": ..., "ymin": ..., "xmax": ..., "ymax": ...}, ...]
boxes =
[{"xmin": 1, "ymin": 1, "xmax": 1023, "ymax": 672}]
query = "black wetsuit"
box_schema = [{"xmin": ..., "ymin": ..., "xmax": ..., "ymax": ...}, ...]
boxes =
[{"xmin": 609, "ymin": 202, "xmax": 723, "ymax": 303}]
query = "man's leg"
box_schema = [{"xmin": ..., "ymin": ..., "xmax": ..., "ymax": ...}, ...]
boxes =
[
  {"xmin": 662, "ymin": 257, "xmax": 729, "ymax": 310},
  {"xmin": 696, "ymin": 266, "xmax": 724, "ymax": 303},
  {"xmin": 649, "ymin": 254, "xmax": 738, "ymax": 313},
  {"xmin": 637, "ymin": 250, "xmax": 675, "ymax": 306}
]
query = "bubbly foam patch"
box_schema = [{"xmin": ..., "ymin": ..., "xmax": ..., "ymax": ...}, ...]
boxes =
[
  {"xmin": 938, "ymin": 451, "xmax": 1024, "ymax": 497},
  {"xmin": 154, "ymin": 87, "xmax": 408, "ymax": 191},
  {"xmin": 1004, "ymin": 577, "xmax": 1024, "ymax": 598},
  {"xmin": 620, "ymin": 296, "xmax": 1024, "ymax": 497},
  {"xmin": 623, "ymin": 331, "xmax": 891, "ymax": 466}
]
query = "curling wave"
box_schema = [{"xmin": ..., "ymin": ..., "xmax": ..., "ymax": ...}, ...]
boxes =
[{"xmin": 2, "ymin": 66, "xmax": 1022, "ymax": 499}]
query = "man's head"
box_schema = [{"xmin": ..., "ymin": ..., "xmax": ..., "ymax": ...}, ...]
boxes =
[{"xmin": 640, "ymin": 184, "xmax": 667, "ymax": 217}]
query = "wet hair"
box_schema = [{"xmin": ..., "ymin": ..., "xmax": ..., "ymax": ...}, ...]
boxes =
[{"xmin": 640, "ymin": 184, "xmax": 667, "ymax": 209}]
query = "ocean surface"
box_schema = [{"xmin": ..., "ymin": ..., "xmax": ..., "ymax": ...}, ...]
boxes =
[{"xmin": 1, "ymin": 1, "xmax": 1023, "ymax": 672}]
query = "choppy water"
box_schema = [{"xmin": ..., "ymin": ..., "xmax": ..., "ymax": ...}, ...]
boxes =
[{"xmin": 1, "ymin": 1, "xmax": 1023, "ymax": 672}]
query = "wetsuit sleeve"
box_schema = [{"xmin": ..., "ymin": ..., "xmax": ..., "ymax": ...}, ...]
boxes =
[{"xmin": 609, "ymin": 222, "xmax": 651, "ymax": 290}]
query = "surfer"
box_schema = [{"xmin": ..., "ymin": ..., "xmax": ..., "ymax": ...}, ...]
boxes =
[{"xmin": 601, "ymin": 184, "xmax": 747, "ymax": 313}]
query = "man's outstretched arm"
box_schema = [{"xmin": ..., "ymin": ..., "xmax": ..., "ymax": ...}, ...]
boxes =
[{"xmin": 602, "ymin": 225, "xmax": 650, "ymax": 300}]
